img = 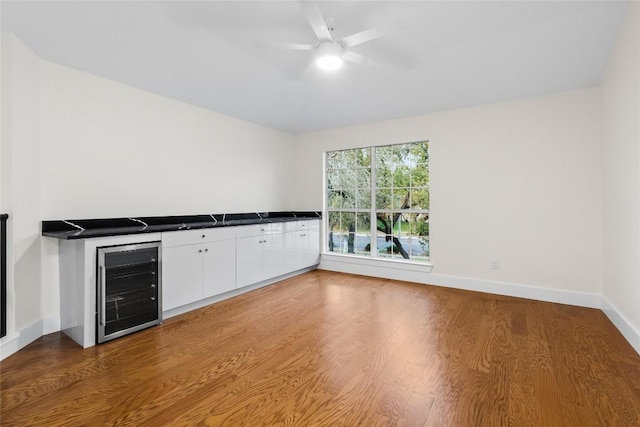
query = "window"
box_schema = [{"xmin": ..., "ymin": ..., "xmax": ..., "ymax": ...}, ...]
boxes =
[{"xmin": 326, "ymin": 141, "xmax": 429, "ymax": 262}]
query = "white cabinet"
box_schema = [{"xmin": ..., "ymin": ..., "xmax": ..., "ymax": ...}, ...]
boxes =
[
  {"xmin": 263, "ymin": 222, "xmax": 286, "ymax": 279},
  {"xmin": 203, "ymin": 240, "xmax": 236, "ymax": 298},
  {"xmin": 162, "ymin": 244, "xmax": 203, "ymax": 310},
  {"xmin": 236, "ymin": 223, "xmax": 286, "ymax": 288},
  {"xmin": 235, "ymin": 228, "xmax": 263, "ymax": 289},
  {"xmin": 162, "ymin": 228, "xmax": 236, "ymax": 311},
  {"xmin": 285, "ymin": 219, "xmax": 321, "ymax": 272}
]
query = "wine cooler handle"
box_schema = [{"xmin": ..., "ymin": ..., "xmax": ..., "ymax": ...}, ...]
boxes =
[{"xmin": 99, "ymin": 265, "xmax": 106, "ymax": 326}]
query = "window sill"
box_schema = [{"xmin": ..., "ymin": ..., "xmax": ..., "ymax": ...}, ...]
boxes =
[{"xmin": 321, "ymin": 253, "xmax": 433, "ymax": 273}]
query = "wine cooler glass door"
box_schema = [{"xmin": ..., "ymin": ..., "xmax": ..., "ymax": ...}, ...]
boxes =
[{"xmin": 97, "ymin": 242, "xmax": 162, "ymax": 343}]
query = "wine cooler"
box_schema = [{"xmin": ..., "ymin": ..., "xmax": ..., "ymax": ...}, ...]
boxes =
[{"xmin": 97, "ymin": 242, "xmax": 162, "ymax": 343}]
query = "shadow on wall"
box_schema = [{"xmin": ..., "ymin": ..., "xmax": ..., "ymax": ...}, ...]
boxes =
[{"xmin": 13, "ymin": 236, "xmax": 42, "ymax": 331}]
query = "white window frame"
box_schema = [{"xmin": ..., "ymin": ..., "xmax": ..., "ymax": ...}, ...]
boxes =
[{"xmin": 324, "ymin": 141, "xmax": 430, "ymax": 264}]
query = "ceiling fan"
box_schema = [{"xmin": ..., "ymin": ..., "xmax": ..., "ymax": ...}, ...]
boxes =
[{"xmin": 261, "ymin": 0, "xmax": 386, "ymax": 71}]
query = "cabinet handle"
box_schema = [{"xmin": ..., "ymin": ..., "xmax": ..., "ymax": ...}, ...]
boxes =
[
  {"xmin": 205, "ymin": 248, "xmax": 209, "ymax": 252},
  {"xmin": 198, "ymin": 249, "xmax": 203, "ymax": 253},
  {"xmin": 202, "ymin": 234, "xmax": 205, "ymax": 238},
  {"xmin": 99, "ymin": 266, "xmax": 106, "ymax": 326}
]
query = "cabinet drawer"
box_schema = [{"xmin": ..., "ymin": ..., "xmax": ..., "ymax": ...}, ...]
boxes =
[
  {"xmin": 269, "ymin": 222, "xmax": 285, "ymax": 233},
  {"xmin": 235, "ymin": 223, "xmax": 270, "ymax": 238},
  {"xmin": 285, "ymin": 221, "xmax": 298, "ymax": 232},
  {"xmin": 162, "ymin": 227, "xmax": 235, "ymax": 248},
  {"xmin": 286, "ymin": 219, "xmax": 320, "ymax": 232},
  {"xmin": 298, "ymin": 219, "xmax": 320, "ymax": 230}
]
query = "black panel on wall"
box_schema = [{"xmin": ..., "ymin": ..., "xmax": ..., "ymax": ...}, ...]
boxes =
[{"xmin": 1, "ymin": 213, "xmax": 8, "ymax": 338}]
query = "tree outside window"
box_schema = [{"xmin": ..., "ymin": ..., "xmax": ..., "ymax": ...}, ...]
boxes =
[{"xmin": 326, "ymin": 141, "xmax": 429, "ymax": 262}]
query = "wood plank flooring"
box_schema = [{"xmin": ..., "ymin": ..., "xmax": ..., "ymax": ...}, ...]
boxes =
[{"xmin": 1, "ymin": 270, "xmax": 639, "ymax": 426}]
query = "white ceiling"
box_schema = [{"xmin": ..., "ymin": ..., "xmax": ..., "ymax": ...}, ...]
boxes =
[{"xmin": 0, "ymin": 1, "xmax": 628, "ymax": 134}]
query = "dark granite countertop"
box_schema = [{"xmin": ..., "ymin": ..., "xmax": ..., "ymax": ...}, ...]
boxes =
[{"xmin": 42, "ymin": 211, "xmax": 322, "ymax": 240}]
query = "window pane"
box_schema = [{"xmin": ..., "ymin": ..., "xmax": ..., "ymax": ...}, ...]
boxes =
[
  {"xmin": 410, "ymin": 142, "xmax": 429, "ymax": 164},
  {"xmin": 376, "ymin": 212, "xmax": 393, "ymax": 234},
  {"xmin": 329, "ymin": 169, "xmax": 342, "ymax": 190},
  {"xmin": 393, "ymin": 189, "xmax": 410, "ymax": 210},
  {"xmin": 393, "ymin": 165, "xmax": 410, "ymax": 187},
  {"xmin": 343, "ymin": 212, "xmax": 356, "ymax": 254},
  {"xmin": 341, "ymin": 190, "xmax": 356, "ymax": 209},
  {"xmin": 407, "ymin": 214, "xmax": 429, "ymax": 260},
  {"xmin": 355, "ymin": 213, "xmax": 371, "ymax": 256},
  {"xmin": 376, "ymin": 212, "xmax": 414, "ymax": 260},
  {"xmin": 340, "ymin": 168, "xmax": 356, "ymax": 189},
  {"xmin": 343, "ymin": 148, "xmax": 371, "ymax": 168},
  {"xmin": 327, "ymin": 212, "xmax": 341, "ymax": 253},
  {"xmin": 378, "ymin": 235, "xmax": 394, "ymax": 258},
  {"xmin": 356, "ymin": 189, "xmax": 371, "ymax": 209},
  {"xmin": 328, "ymin": 148, "xmax": 371, "ymax": 173},
  {"xmin": 326, "ymin": 150, "xmax": 343, "ymax": 169},
  {"xmin": 356, "ymin": 168, "xmax": 371, "ymax": 188},
  {"xmin": 328, "ymin": 190, "xmax": 342, "ymax": 209},
  {"xmin": 411, "ymin": 165, "xmax": 429, "ymax": 187},
  {"xmin": 376, "ymin": 166, "xmax": 393, "ymax": 188},
  {"xmin": 376, "ymin": 233, "xmax": 406, "ymax": 259},
  {"xmin": 376, "ymin": 146, "xmax": 396, "ymax": 169},
  {"xmin": 410, "ymin": 188, "xmax": 430, "ymax": 210},
  {"xmin": 416, "ymin": 217, "xmax": 429, "ymax": 238},
  {"xmin": 327, "ymin": 169, "xmax": 339, "ymax": 189},
  {"xmin": 376, "ymin": 189, "xmax": 392, "ymax": 210}
]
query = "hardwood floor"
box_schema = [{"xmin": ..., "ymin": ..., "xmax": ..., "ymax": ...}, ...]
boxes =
[{"xmin": 1, "ymin": 270, "xmax": 639, "ymax": 426}]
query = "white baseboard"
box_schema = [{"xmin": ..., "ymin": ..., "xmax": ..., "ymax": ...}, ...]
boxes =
[
  {"xmin": 320, "ymin": 257, "xmax": 602, "ymax": 308},
  {"xmin": 0, "ymin": 319, "xmax": 45, "ymax": 361},
  {"xmin": 164, "ymin": 267, "xmax": 318, "ymax": 320},
  {"xmin": 0, "ymin": 332, "xmax": 21, "ymax": 360},
  {"xmin": 601, "ymin": 296, "xmax": 640, "ymax": 356},
  {"xmin": 43, "ymin": 314, "xmax": 61, "ymax": 335},
  {"xmin": 320, "ymin": 256, "xmax": 640, "ymax": 355}
]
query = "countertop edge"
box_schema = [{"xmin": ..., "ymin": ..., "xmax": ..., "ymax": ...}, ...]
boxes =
[{"xmin": 42, "ymin": 211, "xmax": 322, "ymax": 240}]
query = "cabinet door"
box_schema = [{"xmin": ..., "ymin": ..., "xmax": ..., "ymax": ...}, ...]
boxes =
[
  {"xmin": 262, "ymin": 230, "xmax": 285, "ymax": 280},
  {"xmin": 236, "ymin": 236, "xmax": 263, "ymax": 288},
  {"xmin": 162, "ymin": 244, "xmax": 203, "ymax": 311},
  {"xmin": 203, "ymin": 240, "xmax": 236, "ymax": 298},
  {"xmin": 284, "ymin": 230, "xmax": 306, "ymax": 272},
  {"xmin": 303, "ymin": 226, "xmax": 321, "ymax": 267}
]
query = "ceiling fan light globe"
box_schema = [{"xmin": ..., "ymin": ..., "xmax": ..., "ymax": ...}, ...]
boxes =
[
  {"xmin": 316, "ymin": 41, "xmax": 344, "ymax": 71},
  {"xmin": 317, "ymin": 55, "xmax": 343, "ymax": 71}
]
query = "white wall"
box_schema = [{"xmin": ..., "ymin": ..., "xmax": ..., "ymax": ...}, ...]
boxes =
[
  {"xmin": 40, "ymin": 61, "xmax": 295, "ymax": 219},
  {"xmin": 0, "ymin": 34, "xmax": 44, "ymax": 352},
  {"xmin": 601, "ymin": 1, "xmax": 640, "ymax": 349},
  {"xmin": 293, "ymin": 88, "xmax": 603, "ymax": 299}
]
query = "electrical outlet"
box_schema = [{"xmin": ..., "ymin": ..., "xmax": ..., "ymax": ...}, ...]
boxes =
[{"xmin": 491, "ymin": 260, "xmax": 499, "ymax": 270}]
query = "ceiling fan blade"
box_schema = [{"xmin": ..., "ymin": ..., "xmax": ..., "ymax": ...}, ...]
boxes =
[
  {"xmin": 255, "ymin": 41, "xmax": 317, "ymax": 51},
  {"xmin": 298, "ymin": 0, "xmax": 333, "ymax": 41},
  {"xmin": 341, "ymin": 27, "xmax": 386, "ymax": 48},
  {"xmin": 342, "ymin": 51, "xmax": 382, "ymax": 68}
]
